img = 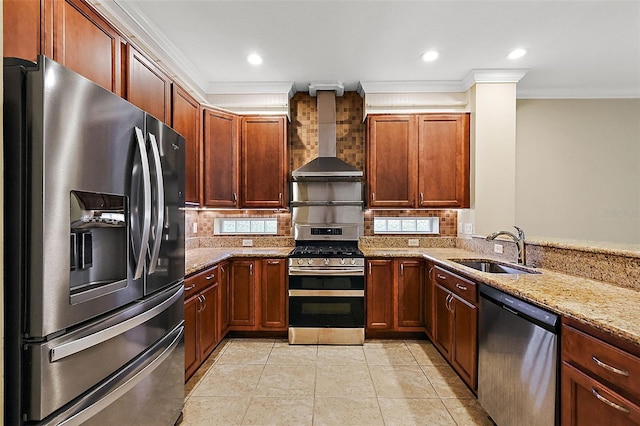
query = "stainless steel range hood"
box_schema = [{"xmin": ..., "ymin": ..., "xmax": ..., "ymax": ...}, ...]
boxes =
[{"xmin": 291, "ymin": 87, "xmax": 363, "ymax": 180}]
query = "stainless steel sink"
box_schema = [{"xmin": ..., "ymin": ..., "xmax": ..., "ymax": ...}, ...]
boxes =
[{"xmin": 450, "ymin": 259, "xmax": 540, "ymax": 274}]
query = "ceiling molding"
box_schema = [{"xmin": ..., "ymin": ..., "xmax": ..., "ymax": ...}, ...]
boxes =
[
  {"xmin": 207, "ymin": 82, "xmax": 296, "ymax": 98},
  {"xmin": 462, "ymin": 69, "xmax": 528, "ymax": 91},
  {"xmin": 91, "ymin": 0, "xmax": 209, "ymax": 102},
  {"xmin": 357, "ymin": 80, "xmax": 467, "ymax": 96},
  {"xmin": 516, "ymin": 88, "xmax": 640, "ymax": 99}
]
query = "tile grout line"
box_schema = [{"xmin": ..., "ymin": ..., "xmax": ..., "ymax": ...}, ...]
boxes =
[{"xmin": 240, "ymin": 339, "xmax": 276, "ymax": 426}]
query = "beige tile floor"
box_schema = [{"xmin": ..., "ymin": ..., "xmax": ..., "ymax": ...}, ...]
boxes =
[{"xmin": 182, "ymin": 338, "xmax": 494, "ymax": 426}]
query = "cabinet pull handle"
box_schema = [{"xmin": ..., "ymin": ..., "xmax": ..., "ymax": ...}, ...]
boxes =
[
  {"xmin": 400, "ymin": 263, "xmax": 404, "ymax": 276},
  {"xmin": 249, "ymin": 264, "xmax": 253, "ymax": 275},
  {"xmin": 428, "ymin": 267, "xmax": 434, "ymax": 276},
  {"xmin": 592, "ymin": 356, "xmax": 630, "ymax": 377},
  {"xmin": 233, "ymin": 192, "xmax": 238, "ymax": 204},
  {"xmin": 197, "ymin": 295, "xmax": 204, "ymax": 312},
  {"xmin": 201, "ymin": 294, "xmax": 207, "ymax": 311},
  {"xmin": 185, "ymin": 284, "xmax": 196, "ymax": 291},
  {"xmin": 279, "ymin": 192, "xmax": 283, "ymax": 205},
  {"xmin": 206, "ymin": 274, "xmax": 215, "ymax": 280},
  {"xmin": 368, "ymin": 263, "xmax": 372, "ymax": 275},
  {"xmin": 437, "ymin": 274, "xmax": 447, "ymax": 280},
  {"xmin": 267, "ymin": 260, "xmax": 280, "ymax": 265},
  {"xmin": 445, "ymin": 294, "xmax": 453, "ymax": 312},
  {"xmin": 419, "ymin": 192, "xmax": 424, "ymax": 204},
  {"xmin": 371, "ymin": 192, "xmax": 375, "ymax": 202},
  {"xmin": 221, "ymin": 266, "xmax": 225, "ymax": 273},
  {"xmin": 592, "ymin": 388, "xmax": 630, "ymax": 414},
  {"xmin": 455, "ymin": 283, "xmax": 467, "ymax": 291}
]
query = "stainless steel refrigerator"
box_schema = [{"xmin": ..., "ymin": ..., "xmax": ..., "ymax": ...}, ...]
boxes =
[{"xmin": 4, "ymin": 56, "xmax": 185, "ymax": 425}]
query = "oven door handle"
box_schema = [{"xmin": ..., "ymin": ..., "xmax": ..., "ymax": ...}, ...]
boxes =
[
  {"xmin": 289, "ymin": 289, "xmax": 365, "ymax": 297},
  {"xmin": 288, "ymin": 267, "xmax": 365, "ymax": 276}
]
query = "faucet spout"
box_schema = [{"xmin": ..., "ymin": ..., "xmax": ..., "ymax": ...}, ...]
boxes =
[{"xmin": 485, "ymin": 226, "xmax": 526, "ymax": 265}]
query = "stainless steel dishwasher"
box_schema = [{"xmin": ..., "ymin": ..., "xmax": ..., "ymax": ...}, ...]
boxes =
[{"xmin": 478, "ymin": 284, "xmax": 560, "ymax": 426}]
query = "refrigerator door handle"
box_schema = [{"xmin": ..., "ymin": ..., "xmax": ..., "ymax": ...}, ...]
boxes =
[
  {"xmin": 133, "ymin": 127, "xmax": 152, "ymax": 280},
  {"xmin": 49, "ymin": 284, "xmax": 183, "ymax": 362},
  {"xmin": 54, "ymin": 324, "xmax": 184, "ymax": 426},
  {"xmin": 147, "ymin": 132, "xmax": 165, "ymax": 274}
]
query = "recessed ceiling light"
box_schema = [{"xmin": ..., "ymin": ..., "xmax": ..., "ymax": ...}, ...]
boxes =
[
  {"xmin": 508, "ymin": 48, "xmax": 526, "ymax": 60},
  {"xmin": 247, "ymin": 53, "xmax": 263, "ymax": 65},
  {"xmin": 421, "ymin": 50, "xmax": 439, "ymax": 62}
]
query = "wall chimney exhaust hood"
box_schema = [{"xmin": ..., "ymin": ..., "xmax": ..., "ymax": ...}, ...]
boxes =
[{"xmin": 291, "ymin": 83, "xmax": 363, "ymax": 181}]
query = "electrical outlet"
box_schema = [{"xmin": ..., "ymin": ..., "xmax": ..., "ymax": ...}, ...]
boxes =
[
  {"xmin": 192, "ymin": 222, "xmax": 198, "ymax": 234},
  {"xmin": 464, "ymin": 223, "xmax": 473, "ymax": 235},
  {"xmin": 494, "ymin": 243, "xmax": 504, "ymax": 254},
  {"xmin": 408, "ymin": 239, "xmax": 419, "ymax": 247},
  {"xmin": 242, "ymin": 239, "xmax": 253, "ymax": 247}
]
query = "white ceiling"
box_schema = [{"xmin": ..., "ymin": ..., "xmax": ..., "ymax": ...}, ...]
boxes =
[{"xmin": 108, "ymin": 0, "xmax": 640, "ymax": 98}]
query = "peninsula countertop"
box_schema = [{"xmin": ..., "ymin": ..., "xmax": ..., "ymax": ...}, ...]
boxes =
[{"xmin": 184, "ymin": 246, "xmax": 640, "ymax": 349}]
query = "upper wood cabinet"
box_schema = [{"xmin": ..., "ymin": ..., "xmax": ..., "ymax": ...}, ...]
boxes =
[
  {"xmin": 4, "ymin": 0, "xmax": 123, "ymax": 95},
  {"xmin": 203, "ymin": 108, "xmax": 239, "ymax": 207},
  {"xmin": 124, "ymin": 45, "xmax": 172, "ymax": 124},
  {"xmin": 367, "ymin": 115, "xmax": 417, "ymax": 208},
  {"xmin": 53, "ymin": 0, "xmax": 123, "ymax": 96},
  {"xmin": 241, "ymin": 116, "xmax": 287, "ymax": 208},
  {"xmin": 367, "ymin": 113, "xmax": 470, "ymax": 209},
  {"xmin": 417, "ymin": 114, "xmax": 470, "ymax": 207},
  {"xmin": 172, "ymin": 86, "xmax": 202, "ymax": 205},
  {"xmin": 3, "ymin": 0, "xmax": 50, "ymax": 61}
]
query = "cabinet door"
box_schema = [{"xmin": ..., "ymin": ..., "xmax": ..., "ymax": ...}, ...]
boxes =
[
  {"xmin": 260, "ymin": 259, "xmax": 287, "ymax": 330},
  {"xmin": 53, "ymin": 0, "xmax": 122, "ymax": 95},
  {"xmin": 203, "ymin": 109, "xmax": 239, "ymax": 207},
  {"xmin": 451, "ymin": 294, "xmax": 477, "ymax": 389},
  {"xmin": 3, "ymin": 0, "xmax": 52, "ymax": 61},
  {"xmin": 218, "ymin": 262, "xmax": 230, "ymax": 336},
  {"xmin": 173, "ymin": 85, "xmax": 201, "ymax": 205},
  {"xmin": 229, "ymin": 260, "xmax": 256, "ymax": 328},
  {"xmin": 433, "ymin": 284, "xmax": 453, "ymax": 358},
  {"xmin": 241, "ymin": 116, "xmax": 287, "ymax": 208},
  {"xmin": 562, "ymin": 362, "xmax": 640, "ymax": 425},
  {"xmin": 367, "ymin": 115, "xmax": 417, "ymax": 208},
  {"xmin": 397, "ymin": 259, "xmax": 424, "ymax": 329},
  {"xmin": 417, "ymin": 114, "xmax": 470, "ymax": 208},
  {"xmin": 366, "ymin": 259, "xmax": 394, "ymax": 331},
  {"xmin": 198, "ymin": 282, "xmax": 219, "ymax": 361},
  {"xmin": 125, "ymin": 45, "xmax": 171, "ymax": 123},
  {"xmin": 424, "ymin": 263, "xmax": 435, "ymax": 339},
  {"xmin": 184, "ymin": 294, "xmax": 199, "ymax": 380}
]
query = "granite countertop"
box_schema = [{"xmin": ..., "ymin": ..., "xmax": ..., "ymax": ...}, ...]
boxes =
[
  {"xmin": 185, "ymin": 246, "xmax": 640, "ymax": 349},
  {"xmin": 364, "ymin": 247, "xmax": 640, "ymax": 350},
  {"xmin": 185, "ymin": 247, "xmax": 292, "ymax": 276}
]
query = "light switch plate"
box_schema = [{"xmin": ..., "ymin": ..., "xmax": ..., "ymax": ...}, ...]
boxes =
[
  {"xmin": 464, "ymin": 223, "xmax": 473, "ymax": 234},
  {"xmin": 192, "ymin": 222, "xmax": 198, "ymax": 234},
  {"xmin": 242, "ymin": 239, "xmax": 253, "ymax": 247},
  {"xmin": 408, "ymin": 239, "xmax": 419, "ymax": 247},
  {"xmin": 494, "ymin": 244, "xmax": 504, "ymax": 254}
]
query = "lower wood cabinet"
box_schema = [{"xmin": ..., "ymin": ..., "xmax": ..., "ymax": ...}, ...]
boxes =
[
  {"xmin": 562, "ymin": 319, "xmax": 640, "ymax": 425},
  {"xmin": 229, "ymin": 258, "xmax": 288, "ymax": 331},
  {"xmin": 184, "ymin": 265, "xmax": 221, "ymax": 380},
  {"xmin": 432, "ymin": 266, "xmax": 478, "ymax": 391},
  {"xmin": 366, "ymin": 258, "xmax": 424, "ymax": 333}
]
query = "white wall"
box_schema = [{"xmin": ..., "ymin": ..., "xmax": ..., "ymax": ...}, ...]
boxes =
[{"xmin": 515, "ymin": 99, "xmax": 640, "ymax": 244}]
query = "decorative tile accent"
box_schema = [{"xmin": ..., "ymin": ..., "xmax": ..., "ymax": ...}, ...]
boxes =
[
  {"xmin": 187, "ymin": 209, "xmax": 292, "ymax": 238},
  {"xmin": 289, "ymin": 92, "xmax": 365, "ymax": 173}
]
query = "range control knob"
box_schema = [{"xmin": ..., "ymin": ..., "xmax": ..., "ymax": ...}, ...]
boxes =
[
  {"xmin": 297, "ymin": 259, "xmax": 304, "ymax": 265},
  {"xmin": 308, "ymin": 258, "xmax": 314, "ymax": 265},
  {"xmin": 340, "ymin": 258, "xmax": 346, "ymax": 265},
  {"xmin": 324, "ymin": 258, "xmax": 330, "ymax": 265},
  {"xmin": 350, "ymin": 258, "xmax": 357, "ymax": 265}
]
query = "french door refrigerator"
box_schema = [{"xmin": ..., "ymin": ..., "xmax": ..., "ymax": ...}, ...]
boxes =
[{"xmin": 4, "ymin": 56, "xmax": 185, "ymax": 425}]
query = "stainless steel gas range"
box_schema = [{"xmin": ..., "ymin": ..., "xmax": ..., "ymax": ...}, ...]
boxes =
[{"xmin": 288, "ymin": 226, "xmax": 365, "ymax": 345}]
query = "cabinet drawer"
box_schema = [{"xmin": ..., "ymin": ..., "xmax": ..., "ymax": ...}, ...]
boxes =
[
  {"xmin": 563, "ymin": 324, "xmax": 640, "ymax": 398},
  {"xmin": 185, "ymin": 265, "xmax": 218, "ymax": 299},
  {"xmin": 433, "ymin": 266, "xmax": 476, "ymax": 303}
]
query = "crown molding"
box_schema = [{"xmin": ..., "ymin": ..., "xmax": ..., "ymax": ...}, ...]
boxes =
[
  {"xmin": 207, "ymin": 82, "xmax": 296, "ymax": 98},
  {"xmin": 516, "ymin": 87, "xmax": 640, "ymax": 99},
  {"xmin": 357, "ymin": 80, "xmax": 466, "ymax": 96},
  {"xmin": 462, "ymin": 69, "xmax": 528, "ymax": 91},
  {"xmin": 92, "ymin": 0, "xmax": 209, "ymax": 102}
]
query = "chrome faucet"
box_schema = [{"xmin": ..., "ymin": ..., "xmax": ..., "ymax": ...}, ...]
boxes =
[{"xmin": 486, "ymin": 226, "xmax": 526, "ymax": 265}]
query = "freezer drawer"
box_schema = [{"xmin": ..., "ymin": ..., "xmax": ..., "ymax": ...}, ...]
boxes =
[
  {"xmin": 41, "ymin": 322, "xmax": 184, "ymax": 426},
  {"xmin": 24, "ymin": 283, "xmax": 184, "ymax": 421}
]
